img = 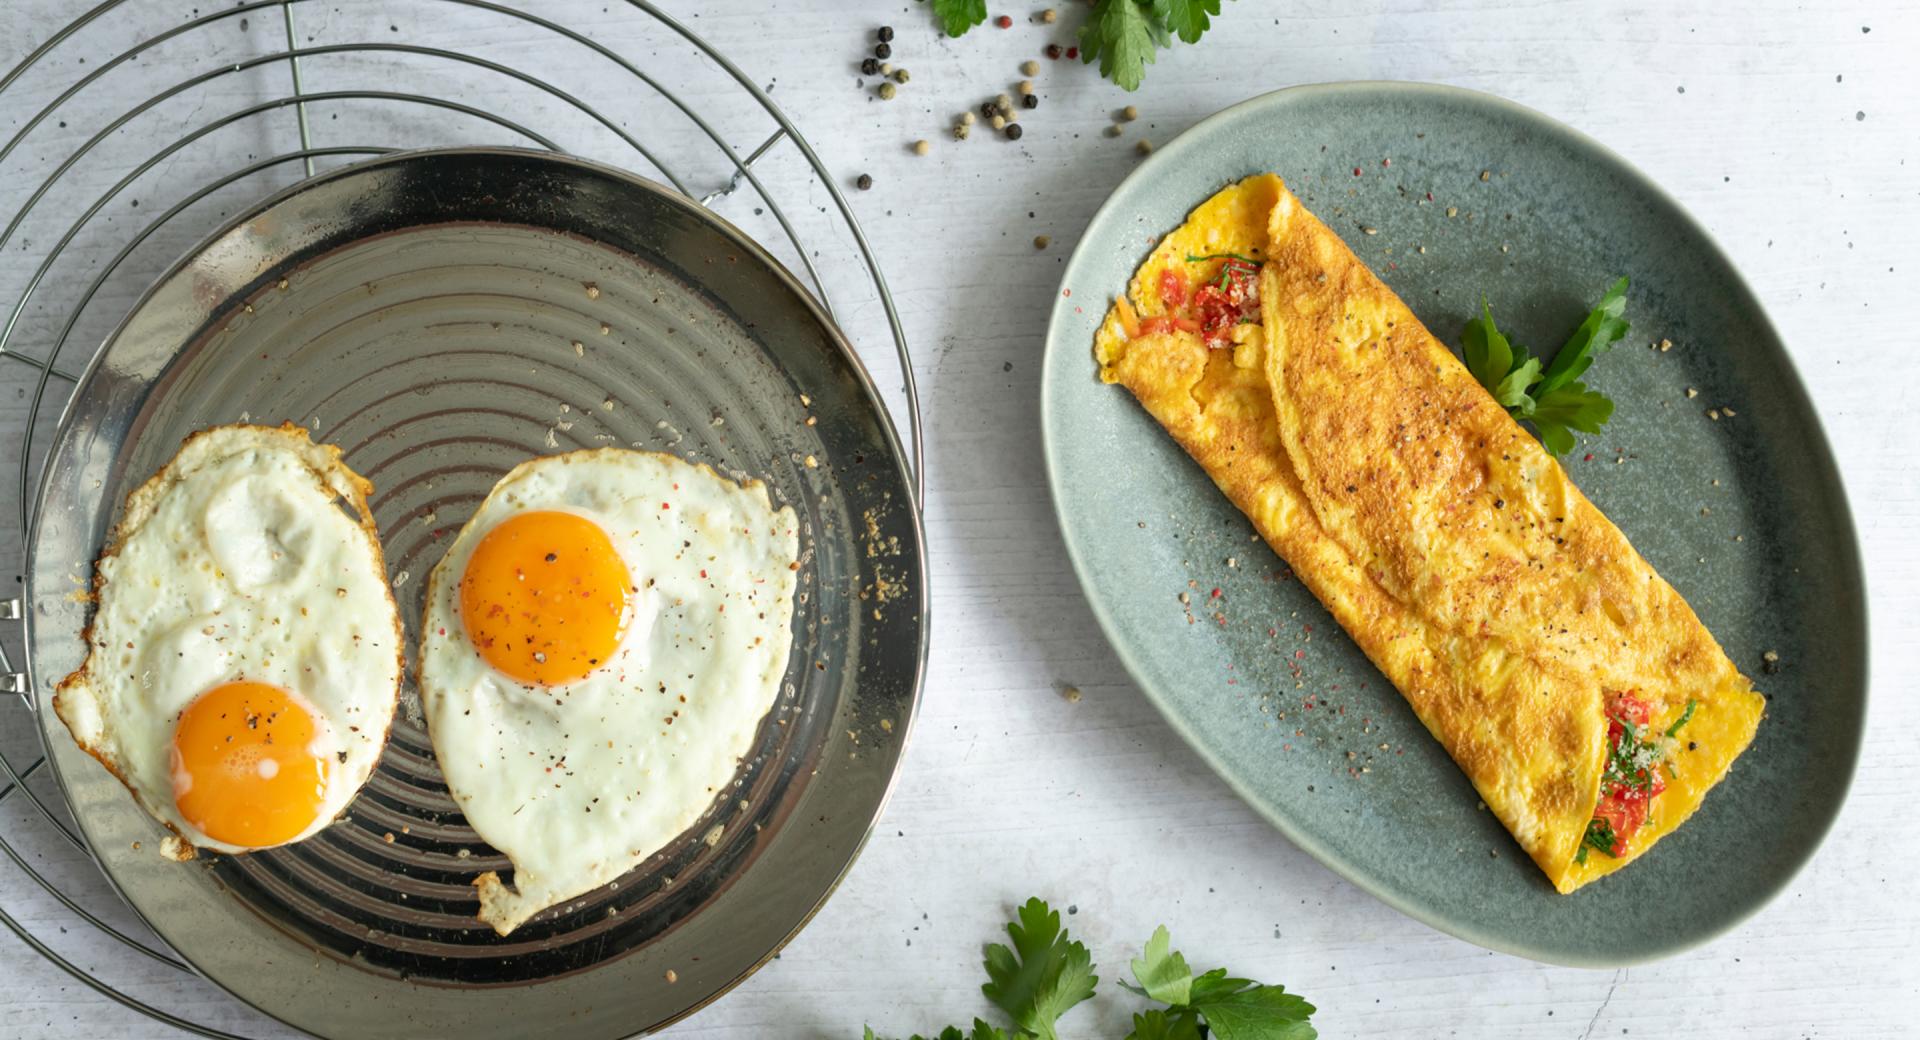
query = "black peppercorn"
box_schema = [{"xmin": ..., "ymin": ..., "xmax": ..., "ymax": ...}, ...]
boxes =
[
  {"xmin": 877, "ymin": 25, "xmax": 894, "ymax": 41},
  {"xmin": 860, "ymin": 57, "xmax": 881, "ymax": 75},
  {"xmin": 856, "ymin": 173, "xmax": 873, "ymax": 190},
  {"xmin": 1022, "ymin": 93, "xmax": 1039, "ymax": 109},
  {"xmin": 1045, "ymin": 43, "xmax": 1063, "ymax": 59},
  {"xmin": 1005, "ymin": 123, "xmax": 1023, "ymax": 140},
  {"xmin": 874, "ymin": 42, "xmax": 892, "ymax": 59},
  {"xmin": 980, "ymin": 100, "xmax": 998, "ymax": 118}
]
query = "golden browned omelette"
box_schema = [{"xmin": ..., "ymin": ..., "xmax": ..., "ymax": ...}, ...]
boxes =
[{"xmin": 1093, "ymin": 174, "xmax": 1764, "ymax": 892}]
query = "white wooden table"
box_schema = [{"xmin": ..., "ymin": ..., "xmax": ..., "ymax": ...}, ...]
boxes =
[{"xmin": 1, "ymin": 1, "xmax": 1914, "ymax": 1037}]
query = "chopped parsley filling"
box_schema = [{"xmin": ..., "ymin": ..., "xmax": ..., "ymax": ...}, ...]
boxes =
[{"xmin": 1580, "ymin": 692, "xmax": 1676, "ymax": 865}]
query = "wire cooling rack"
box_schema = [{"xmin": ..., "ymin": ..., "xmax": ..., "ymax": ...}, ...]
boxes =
[{"xmin": 0, "ymin": 2, "xmax": 917, "ymax": 1035}]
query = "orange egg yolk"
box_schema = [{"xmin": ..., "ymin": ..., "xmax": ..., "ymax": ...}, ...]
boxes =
[
  {"xmin": 458, "ymin": 509, "xmax": 631, "ymax": 686},
  {"xmin": 170, "ymin": 680, "xmax": 329, "ymax": 849}
]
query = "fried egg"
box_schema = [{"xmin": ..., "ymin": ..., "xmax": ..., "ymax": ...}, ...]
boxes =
[
  {"xmin": 54, "ymin": 424, "xmax": 402, "ymax": 854},
  {"xmin": 417, "ymin": 449, "xmax": 799, "ymax": 935}
]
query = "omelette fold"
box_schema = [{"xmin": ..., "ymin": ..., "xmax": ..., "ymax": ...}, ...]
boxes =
[{"xmin": 1093, "ymin": 174, "xmax": 1763, "ymax": 892}]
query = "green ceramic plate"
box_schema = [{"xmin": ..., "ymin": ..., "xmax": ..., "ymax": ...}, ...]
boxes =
[{"xmin": 1041, "ymin": 82, "xmax": 1866, "ymax": 966}]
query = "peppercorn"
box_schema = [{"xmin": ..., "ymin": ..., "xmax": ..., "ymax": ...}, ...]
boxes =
[
  {"xmin": 1121, "ymin": 104, "xmax": 1140, "ymax": 121},
  {"xmin": 1020, "ymin": 60, "xmax": 1040, "ymax": 76},
  {"xmin": 860, "ymin": 57, "xmax": 880, "ymax": 75},
  {"xmin": 961, "ymin": 110, "xmax": 976, "ymax": 125},
  {"xmin": 1018, "ymin": 79, "xmax": 1034, "ymax": 94},
  {"xmin": 995, "ymin": 93, "xmax": 1013, "ymax": 110},
  {"xmin": 1005, "ymin": 122, "xmax": 1023, "ymax": 140},
  {"xmin": 877, "ymin": 25, "xmax": 894, "ymax": 42},
  {"xmin": 874, "ymin": 42, "xmax": 892, "ymax": 59},
  {"xmin": 912, "ymin": 139, "xmax": 930, "ymax": 156},
  {"xmin": 989, "ymin": 114, "xmax": 1006, "ymax": 130},
  {"xmin": 1022, "ymin": 93, "xmax": 1039, "ymax": 109},
  {"xmin": 1034, "ymin": 234, "xmax": 1051, "ymax": 249},
  {"xmin": 953, "ymin": 123, "xmax": 971, "ymax": 140},
  {"xmin": 995, "ymin": 14, "xmax": 1012, "ymax": 28},
  {"xmin": 1136, "ymin": 139, "xmax": 1154, "ymax": 155},
  {"xmin": 1042, "ymin": 7, "xmax": 1058, "ymax": 23},
  {"xmin": 877, "ymin": 82, "xmax": 897, "ymax": 100},
  {"xmin": 893, "ymin": 67, "xmax": 911, "ymax": 83},
  {"xmin": 1045, "ymin": 43, "xmax": 1063, "ymax": 59},
  {"xmin": 979, "ymin": 101, "xmax": 998, "ymax": 119},
  {"xmin": 856, "ymin": 173, "xmax": 873, "ymax": 190}
]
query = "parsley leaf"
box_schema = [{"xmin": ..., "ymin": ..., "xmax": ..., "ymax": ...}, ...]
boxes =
[
  {"xmin": 1151, "ymin": 0, "xmax": 1223, "ymax": 44},
  {"xmin": 1126, "ymin": 1008, "xmax": 1206, "ymax": 1040},
  {"xmin": 1459, "ymin": 280, "xmax": 1629, "ymax": 456},
  {"xmin": 934, "ymin": 0, "xmax": 1234, "ymax": 90},
  {"xmin": 929, "ymin": 0, "xmax": 988, "ymax": 37},
  {"xmin": 1492, "ymin": 355, "xmax": 1544, "ymax": 412},
  {"xmin": 1080, "ymin": 0, "xmax": 1166, "ymax": 91},
  {"xmin": 1529, "ymin": 382, "xmax": 1614, "ymax": 456},
  {"xmin": 1461, "ymin": 299, "xmax": 1518, "ymax": 397},
  {"xmin": 1188, "ymin": 967, "xmax": 1256, "ymax": 1002},
  {"xmin": 1537, "ymin": 276, "xmax": 1630, "ymax": 395},
  {"xmin": 864, "ymin": 1023, "xmax": 1008, "ymax": 1040},
  {"xmin": 980, "ymin": 898, "xmax": 1098, "ymax": 1040},
  {"xmin": 1125, "ymin": 925, "xmax": 1194, "ymax": 1004},
  {"xmin": 1185, "ymin": 979, "xmax": 1317, "ymax": 1040}
]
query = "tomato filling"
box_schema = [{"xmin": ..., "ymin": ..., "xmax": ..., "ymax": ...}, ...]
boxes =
[
  {"xmin": 1157, "ymin": 268, "xmax": 1188, "ymax": 310},
  {"xmin": 1154, "ymin": 254, "xmax": 1262, "ymax": 349},
  {"xmin": 1580, "ymin": 691, "xmax": 1679, "ymax": 863}
]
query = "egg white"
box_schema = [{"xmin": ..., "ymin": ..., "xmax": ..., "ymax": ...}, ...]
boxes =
[
  {"xmin": 54, "ymin": 424, "xmax": 403, "ymax": 854},
  {"xmin": 417, "ymin": 449, "xmax": 799, "ymax": 935}
]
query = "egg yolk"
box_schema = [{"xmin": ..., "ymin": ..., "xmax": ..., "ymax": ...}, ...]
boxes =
[
  {"xmin": 170, "ymin": 681, "xmax": 329, "ymax": 849},
  {"xmin": 458, "ymin": 509, "xmax": 631, "ymax": 686}
]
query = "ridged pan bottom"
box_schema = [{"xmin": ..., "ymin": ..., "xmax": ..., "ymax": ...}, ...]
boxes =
[{"xmin": 130, "ymin": 223, "xmax": 835, "ymax": 982}]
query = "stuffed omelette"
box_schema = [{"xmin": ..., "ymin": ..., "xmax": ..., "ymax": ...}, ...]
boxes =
[{"xmin": 1093, "ymin": 174, "xmax": 1764, "ymax": 893}]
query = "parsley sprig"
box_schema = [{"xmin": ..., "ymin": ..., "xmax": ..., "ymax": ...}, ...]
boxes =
[
  {"xmin": 931, "ymin": 0, "xmax": 1231, "ymax": 91},
  {"xmin": 864, "ymin": 898, "xmax": 1317, "ymax": 1040},
  {"xmin": 1461, "ymin": 277, "xmax": 1630, "ymax": 455}
]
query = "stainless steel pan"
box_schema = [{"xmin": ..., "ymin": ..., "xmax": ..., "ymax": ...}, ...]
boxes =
[{"xmin": 24, "ymin": 147, "xmax": 926, "ymax": 1038}]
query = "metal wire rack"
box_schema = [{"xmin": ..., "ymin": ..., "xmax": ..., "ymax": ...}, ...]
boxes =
[{"xmin": 0, "ymin": 2, "xmax": 918, "ymax": 1034}]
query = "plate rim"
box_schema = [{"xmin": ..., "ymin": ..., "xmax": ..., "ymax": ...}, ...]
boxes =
[
  {"xmin": 1039, "ymin": 79, "xmax": 1869, "ymax": 967},
  {"xmin": 24, "ymin": 145, "xmax": 931, "ymax": 1035}
]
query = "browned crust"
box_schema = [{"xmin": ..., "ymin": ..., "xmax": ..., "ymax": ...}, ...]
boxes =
[{"xmin": 52, "ymin": 422, "xmax": 403, "ymax": 854}]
